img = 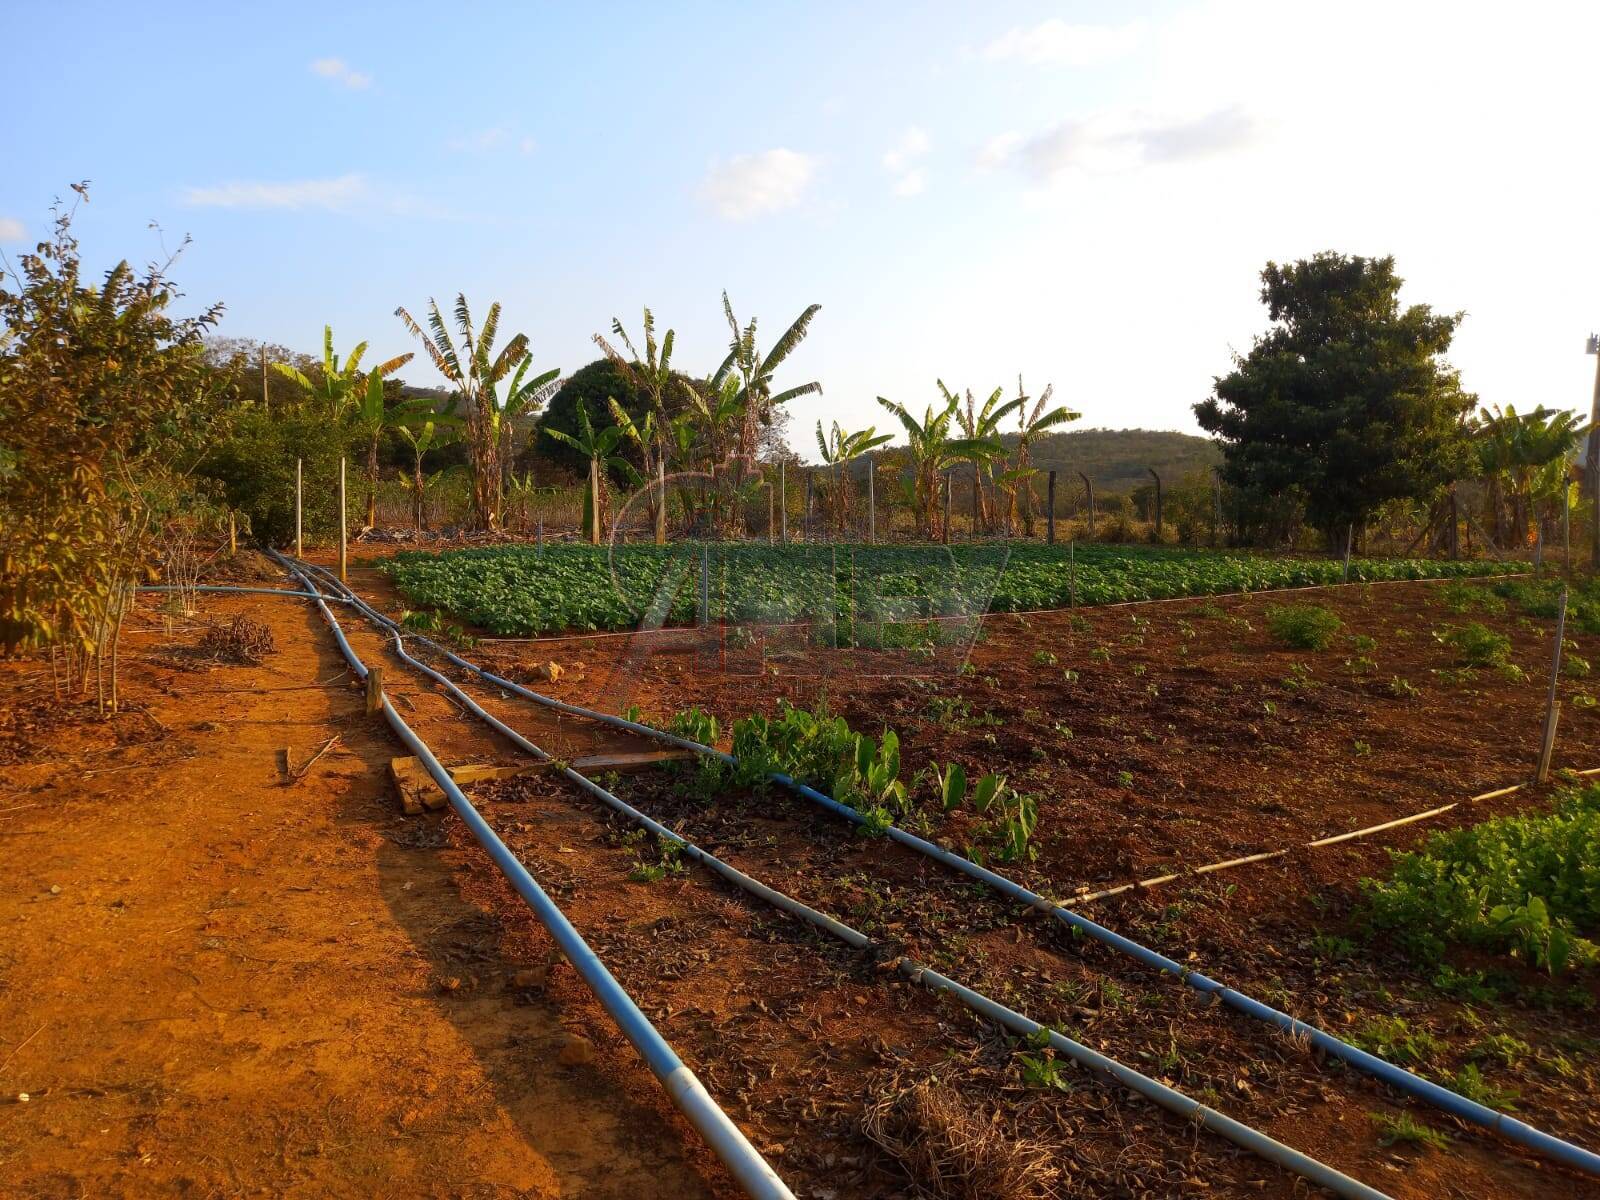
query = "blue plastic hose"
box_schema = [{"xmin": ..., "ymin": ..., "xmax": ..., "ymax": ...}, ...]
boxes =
[
  {"xmin": 294, "ymin": 558, "xmax": 1600, "ymax": 1183},
  {"xmin": 290, "ymin": 560, "xmax": 1391, "ymax": 1200},
  {"xmin": 274, "ymin": 554, "xmax": 794, "ymax": 1200}
]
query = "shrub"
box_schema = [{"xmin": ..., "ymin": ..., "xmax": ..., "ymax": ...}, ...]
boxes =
[
  {"xmin": 1362, "ymin": 784, "xmax": 1600, "ymax": 974},
  {"xmin": 1435, "ymin": 622, "xmax": 1512, "ymax": 669},
  {"xmin": 1265, "ymin": 603, "xmax": 1342, "ymax": 650}
]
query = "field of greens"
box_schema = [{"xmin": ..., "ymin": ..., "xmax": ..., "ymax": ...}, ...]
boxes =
[{"xmin": 381, "ymin": 542, "xmax": 1519, "ymax": 638}]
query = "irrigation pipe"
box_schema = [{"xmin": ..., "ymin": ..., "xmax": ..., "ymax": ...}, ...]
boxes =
[
  {"xmin": 138, "ymin": 585, "xmax": 342, "ymax": 600},
  {"xmin": 285, "ymin": 560, "xmax": 1392, "ymax": 1200},
  {"xmin": 1062, "ymin": 771, "xmax": 1600, "ymax": 907},
  {"xmin": 295, "ymin": 558, "xmax": 1600, "ymax": 1181},
  {"xmin": 273, "ymin": 556, "xmax": 793, "ymax": 1200}
]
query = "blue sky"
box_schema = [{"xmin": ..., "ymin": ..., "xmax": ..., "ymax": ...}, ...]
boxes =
[{"xmin": 7, "ymin": 1, "xmax": 1599, "ymax": 456}]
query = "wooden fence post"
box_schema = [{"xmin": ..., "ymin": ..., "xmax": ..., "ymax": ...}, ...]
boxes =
[
  {"xmin": 1211, "ymin": 470, "xmax": 1221, "ymax": 547},
  {"xmin": 767, "ymin": 482, "xmax": 775, "ymax": 545},
  {"xmin": 365, "ymin": 666, "xmax": 385, "ymax": 717},
  {"xmin": 295, "ymin": 457, "xmax": 303, "ymax": 559},
  {"xmin": 338, "ymin": 457, "xmax": 348, "ymax": 583},
  {"xmin": 943, "ymin": 473, "xmax": 951, "ymax": 546},
  {"xmin": 1046, "ymin": 471, "xmax": 1057, "ymax": 545},
  {"xmin": 1078, "ymin": 472, "xmax": 1095, "ymax": 540},
  {"xmin": 1563, "ymin": 489, "xmax": 1571, "ymax": 572},
  {"xmin": 805, "ymin": 472, "xmax": 814, "ymax": 542},
  {"xmin": 779, "ymin": 459, "xmax": 787, "ymax": 544},
  {"xmin": 655, "ymin": 459, "xmax": 666, "ymax": 546},
  {"xmin": 867, "ymin": 461, "xmax": 876, "ymax": 545},
  {"xmin": 699, "ymin": 544, "xmax": 710, "ymax": 626},
  {"xmin": 588, "ymin": 459, "xmax": 601, "ymax": 545},
  {"xmin": 1536, "ymin": 586, "xmax": 1569, "ymax": 782},
  {"xmin": 1148, "ymin": 468, "xmax": 1163, "ymax": 543},
  {"xmin": 1342, "ymin": 523, "xmax": 1353, "ymax": 583},
  {"xmin": 228, "ymin": 511, "xmax": 237, "ymax": 557}
]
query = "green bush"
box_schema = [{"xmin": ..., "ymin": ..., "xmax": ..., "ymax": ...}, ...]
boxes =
[
  {"xmin": 1435, "ymin": 622, "xmax": 1512, "ymax": 668},
  {"xmin": 1362, "ymin": 784, "xmax": 1600, "ymax": 974},
  {"xmin": 1265, "ymin": 603, "xmax": 1342, "ymax": 650}
]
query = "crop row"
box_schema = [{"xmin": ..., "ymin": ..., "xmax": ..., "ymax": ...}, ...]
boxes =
[{"xmin": 381, "ymin": 542, "xmax": 1518, "ymax": 637}]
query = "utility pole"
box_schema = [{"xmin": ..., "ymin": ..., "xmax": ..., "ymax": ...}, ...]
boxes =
[{"xmin": 260, "ymin": 345, "xmax": 268, "ymax": 410}]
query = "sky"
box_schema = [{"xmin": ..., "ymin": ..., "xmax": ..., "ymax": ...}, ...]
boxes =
[{"xmin": 6, "ymin": 1, "xmax": 1599, "ymax": 457}]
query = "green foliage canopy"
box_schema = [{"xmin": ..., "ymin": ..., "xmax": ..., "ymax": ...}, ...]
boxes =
[{"xmin": 1195, "ymin": 253, "xmax": 1476, "ymax": 544}]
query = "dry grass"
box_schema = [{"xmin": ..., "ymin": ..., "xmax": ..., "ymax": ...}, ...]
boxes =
[
  {"xmin": 861, "ymin": 1075, "xmax": 1063, "ymax": 1200},
  {"xmin": 198, "ymin": 616, "xmax": 277, "ymax": 665}
]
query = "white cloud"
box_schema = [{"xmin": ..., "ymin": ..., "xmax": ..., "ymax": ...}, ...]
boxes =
[
  {"xmin": 310, "ymin": 57, "xmax": 371, "ymax": 90},
  {"xmin": 0, "ymin": 217, "xmax": 23, "ymax": 241},
  {"xmin": 181, "ymin": 174, "xmax": 369, "ymax": 211},
  {"xmin": 980, "ymin": 106, "xmax": 1257, "ymax": 180},
  {"xmin": 892, "ymin": 170, "xmax": 927, "ymax": 198},
  {"xmin": 882, "ymin": 127, "xmax": 930, "ymax": 173},
  {"xmin": 448, "ymin": 127, "xmax": 508, "ymax": 152},
  {"xmin": 445, "ymin": 127, "xmax": 537, "ymax": 155},
  {"xmin": 976, "ymin": 131, "xmax": 1023, "ymax": 170},
  {"xmin": 882, "ymin": 127, "xmax": 931, "ymax": 198},
  {"xmin": 983, "ymin": 18, "xmax": 1147, "ymax": 66},
  {"xmin": 699, "ymin": 149, "xmax": 817, "ymax": 221}
]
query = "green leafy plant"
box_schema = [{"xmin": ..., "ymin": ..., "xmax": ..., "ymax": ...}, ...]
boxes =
[
  {"xmin": 1362, "ymin": 784, "xmax": 1600, "ymax": 974},
  {"xmin": 936, "ymin": 762, "xmax": 967, "ymax": 812},
  {"xmin": 1017, "ymin": 1028, "xmax": 1072, "ymax": 1092},
  {"xmin": 1369, "ymin": 1111, "xmax": 1451, "ymax": 1151},
  {"xmin": 1266, "ymin": 603, "xmax": 1342, "ymax": 650},
  {"xmin": 1351, "ymin": 1017, "xmax": 1443, "ymax": 1066},
  {"xmin": 1434, "ymin": 621, "xmax": 1513, "ymax": 669}
]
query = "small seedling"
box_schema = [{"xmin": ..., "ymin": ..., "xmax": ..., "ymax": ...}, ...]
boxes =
[{"xmin": 1369, "ymin": 1111, "xmax": 1451, "ymax": 1151}]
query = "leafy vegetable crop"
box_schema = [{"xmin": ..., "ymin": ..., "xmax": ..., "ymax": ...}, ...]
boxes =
[
  {"xmin": 382, "ymin": 542, "xmax": 1514, "ymax": 638},
  {"xmin": 1362, "ymin": 784, "xmax": 1600, "ymax": 974}
]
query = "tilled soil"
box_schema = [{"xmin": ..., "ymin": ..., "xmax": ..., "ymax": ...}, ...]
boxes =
[
  {"xmin": 7, "ymin": 555, "xmax": 1600, "ymax": 1200},
  {"xmin": 453, "ymin": 572, "xmax": 1600, "ymax": 1198},
  {"xmin": 0, "ymin": 575, "xmax": 723, "ymax": 1200}
]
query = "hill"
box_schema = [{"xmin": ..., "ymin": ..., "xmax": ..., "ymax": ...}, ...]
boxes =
[{"xmin": 1016, "ymin": 427, "xmax": 1221, "ymax": 495}]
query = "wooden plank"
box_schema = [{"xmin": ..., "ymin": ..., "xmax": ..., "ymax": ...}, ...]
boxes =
[
  {"xmin": 571, "ymin": 749, "xmax": 695, "ymax": 774},
  {"xmin": 389, "ymin": 749, "xmax": 696, "ymax": 813}
]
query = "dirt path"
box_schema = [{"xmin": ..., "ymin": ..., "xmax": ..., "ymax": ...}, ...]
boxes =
[{"xmin": 0, "ymin": 583, "xmax": 721, "ymax": 1199}]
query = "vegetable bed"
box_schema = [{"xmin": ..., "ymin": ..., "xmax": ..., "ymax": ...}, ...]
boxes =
[{"xmin": 381, "ymin": 542, "xmax": 1518, "ymax": 637}]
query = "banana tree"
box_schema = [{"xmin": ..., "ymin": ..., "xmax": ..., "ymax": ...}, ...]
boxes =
[
  {"xmin": 945, "ymin": 381, "xmax": 1022, "ymax": 533},
  {"xmin": 594, "ymin": 308, "xmax": 692, "ymax": 537},
  {"xmin": 543, "ymin": 398, "xmax": 638, "ymax": 544},
  {"xmin": 715, "ymin": 293, "xmax": 822, "ymax": 463},
  {"xmin": 272, "ymin": 324, "xmax": 413, "ymax": 420},
  {"xmin": 349, "ymin": 374, "xmax": 436, "ymax": 530},
  {"xmin": 493, "ymin": 355, "xmax": 561, "ymax": 497},
  {"xmin": 395, "ymin": 295, "xmax": 529, "ymax": 531},
  {"xmin": 814, "ymin": 420, "xmax": 891, "ymax": 535},
  {"xmin": 395, "ymin": 416, "xmax": 461, "ymax": 531},
  {"xmin": 1010, "ymin": 376, "xmax": 1079, "ymax": 536},
  {"xmin": 876, "ymin": 392, "xmax": 999, "ymax": 540},
  {"xmin": 1473, "ymin": 405, "xmax": 1588, "ymax": 547}
]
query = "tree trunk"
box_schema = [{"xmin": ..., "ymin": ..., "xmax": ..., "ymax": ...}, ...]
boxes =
[{"xmin": 413, "ymin": 457, "xmax": 426, "ymax": 531}]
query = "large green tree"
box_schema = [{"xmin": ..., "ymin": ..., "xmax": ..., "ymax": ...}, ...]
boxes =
[{"xmin": 1195, "ymin": 253, "xmax": 1475, "ymax": 546}]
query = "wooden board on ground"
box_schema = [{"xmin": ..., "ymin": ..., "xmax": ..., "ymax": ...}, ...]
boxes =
[{"xmin": 389, "ymin": 749, "xmax": 695, "ymax": 814}]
